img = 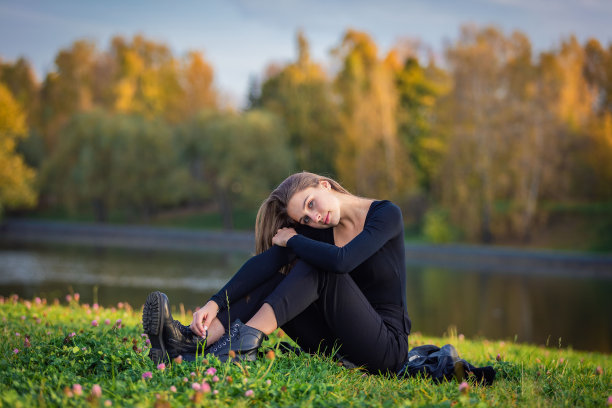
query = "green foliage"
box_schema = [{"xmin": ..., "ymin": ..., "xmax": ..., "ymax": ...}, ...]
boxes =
[
  {"xmin": 41, "ymin": 110, "xmax": 188, "ymax": 221},
  {"xmin": 423, "ymin": 208, "xmax": 457, "ymax": 244},
  {"xmin": 2, "ymin": 295, "xmax": 611, "ymax": 407},
  {"xmin": 177, "ymin": 109, "xmax": 294, "ymax": 229}
]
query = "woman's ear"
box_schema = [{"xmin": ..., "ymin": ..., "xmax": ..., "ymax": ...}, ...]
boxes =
[{"xmin": 320, "ymin": 180, "xmax": 331, "ymax": 190}]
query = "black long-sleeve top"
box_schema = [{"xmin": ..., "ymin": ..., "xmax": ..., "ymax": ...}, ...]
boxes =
[{"xmin": 209, "ymin": 200, "xmax": 411, "ymax": 336}]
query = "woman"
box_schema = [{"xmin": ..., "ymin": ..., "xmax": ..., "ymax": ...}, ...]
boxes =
[{"xmin": 143, "ymin": 171, "xmax": 411, "ymax": 374}]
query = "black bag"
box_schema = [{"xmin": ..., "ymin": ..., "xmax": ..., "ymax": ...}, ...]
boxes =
[{"xmin": 397, "ymin": 344, "xmax": 495, "ymax": 385}]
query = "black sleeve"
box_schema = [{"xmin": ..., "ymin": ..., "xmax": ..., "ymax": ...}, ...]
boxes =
[
  {"xmin": 209, "ymin": 245, "xmax": 293, "ymax": 311},
  {"xmin": 286, "ymin": 201, "xmax": 402, "ymax": 274}
]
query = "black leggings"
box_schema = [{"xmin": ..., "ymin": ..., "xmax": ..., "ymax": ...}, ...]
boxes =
[{"xmin": 215, "ymin": 260, "xmax": 407, "ymax": 373}]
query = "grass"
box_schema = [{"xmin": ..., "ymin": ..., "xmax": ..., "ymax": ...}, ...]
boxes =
[{"xmin": 1, "ymin": 294, "xmax": 610, "ymax": 407}]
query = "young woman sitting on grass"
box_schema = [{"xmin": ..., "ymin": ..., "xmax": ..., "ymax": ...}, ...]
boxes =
[{"xmin": 142, "ymin": 171, "xmax": 494, "ymax": 383}]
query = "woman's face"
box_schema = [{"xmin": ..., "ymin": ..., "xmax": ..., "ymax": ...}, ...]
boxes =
[{"xmin": 287, "ymin": 181, "xmax": 340, "ymax": 229}]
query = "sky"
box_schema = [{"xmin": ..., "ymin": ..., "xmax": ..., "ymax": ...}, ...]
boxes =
[{"xmin": 1, "ymin": 0, "xmax": 611, "ymax": 107}]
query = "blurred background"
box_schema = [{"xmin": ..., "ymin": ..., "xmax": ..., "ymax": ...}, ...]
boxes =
[{"xmin": 1, "ymin": 1, "xmax": 611, "ymax": 352}]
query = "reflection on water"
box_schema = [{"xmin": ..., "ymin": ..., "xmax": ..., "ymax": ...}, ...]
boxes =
[{"xmin": 1, "ymin": 243, "xmax": 610, "ymax": 353}]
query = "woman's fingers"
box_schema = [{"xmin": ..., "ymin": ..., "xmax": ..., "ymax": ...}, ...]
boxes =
[{"xmin": 190, "ymin": 310, "xmax": 205, "ymax": 337}]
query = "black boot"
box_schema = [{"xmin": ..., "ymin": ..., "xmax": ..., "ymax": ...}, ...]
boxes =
[
  {"xmin": 142, "ymin": 291, "xmax": 207, "ymax": 363},
  {"xmin": 207, "ymin": 319, "xmax": 265, "ymax": 363}
]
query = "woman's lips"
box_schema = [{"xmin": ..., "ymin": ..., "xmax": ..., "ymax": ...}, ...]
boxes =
[{"xmin": 324, "ymin": 212, "xmax": 330, "ymax": 224}]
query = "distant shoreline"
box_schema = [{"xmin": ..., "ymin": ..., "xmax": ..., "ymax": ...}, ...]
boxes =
[{"xmin": 2, "ymin": 218, "xmax": 611, "ymax": 279}]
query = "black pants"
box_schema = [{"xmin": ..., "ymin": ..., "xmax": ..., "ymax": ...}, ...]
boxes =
[{"xmin": 215, "ymin": 260, "xmax": 407, "ymax": 373}]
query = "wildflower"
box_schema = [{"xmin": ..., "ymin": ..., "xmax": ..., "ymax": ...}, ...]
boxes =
[
  {"xmin": 205, "ymin": 367, "xmax": 217, "ymax": 376},
  {"xmin": 13, "ymin": 348, "xmax": 19, "ymax": 354},
  {"xmin": 459, "ymin": 381, "xmax": 470, "ymax": 394},
  {"xmin": 559, "ymin": 358, "xmax": 565, "ymax": 364},
  {"xmin": 183, "ymin": 377, "xmax": 188, "ymax": 383},
  {"xmin": 70, "ymin": 332, "xmax": 76, "ymax": 338},
  {"xmin": 266, "ymin": 379, "xmax": 271, "ymax": 386},
  {"xmin": 24, "ymin": 337, "xmax": 31, "ymax": 348},
  {"xmin": 458, "ymin": 333, "xmax": 465, "ymax": 341},
  {"xmin": 63, "ymin": 386, "xmax": 73, "ymax": 397},
  {"xmin": 192, "ymin": 383, "xmax": 201, "ymax": 391},
  {"xmin": 36, "ymin": 318, "xmax": 41, "ymax": 324},
  {"xmin": 104, "ymin": 400, "xmax": 112, "ymax": 407},
  {"xmin": 66, "ymin": 294, "xmax": 72, "ymax": 302},
  {"xmin": 170, "ymin": 386, "xmax": 177, "ymax": 393},
  {"xmin": 596, "ymin": 366, "xmax": 603, "ymax": 375},
  {"xmin": 35, "ymin": 297, "xmax": 42, "ymax": 305},
  {"xmin": 228, "ymin": 350, "xmax": 236, "ymax": 359},
  {"xmin": 266, "ymin": 350, "xmax": 275, "ymax": 360},
  {"xmin": 173, "ymin": 355, "xmax": 183, "ymax": 364},
  {"xmin": 201, "ymin": 381, "xmax": 211, "ymax": 393},
  {"xmin": 157, "ymin": 363, "xmax": 166, "ymax": 371},
  {"xmin": 226, "ymin": 376, "xmax": 233, "ymax": 384},
  {"xmin": 93, "ymin": 303, "xmax": 99, "ymax": 310},
  {"xmin": 496, "ymin": 354, "xmax": 501, "ymax": 361},
  {"xmin": 15, "ymin": 332, "xmax": 20, "ymax": 337},
  {"xmin": 213, "ymin": 390, "xmax": 219, "ymax": 395},
  {"xmin": 91, "ymin": 384, "xmax": 102, "ymax": 398},
  {"xmin": 142, "ymin": 371, "xmax": 153, "ymax": 380},
  {"xmin": 73, "ymin": 293, "xmax": 80, "ymax": 301},
  {"xmin": 245, "ymin": 389, "xmax": 254, "ymax": 397},
  {"xmin": 141, "ymin": 333, "xmax": 147, "ymax": 337},
  {"xmin": 91, "ymin": 320, "xmax": 98, "ymax": 327},
  {"xmin": 212, "ymin": 375, "xmax": 219, "ymax": 383},
  {"xmin": 146, "ymin": 339, "xmax": 151, "ymax": 345},
  {"xmin": 277, "ymin": 329, "xmax": 285, "ymax": 338},
  {"xmin": 73, "ymin": 384, "xmax": 83, "ymax": 396},
  {"xmin": 20, "ymin": 315, "xmax": 26, "ymax": 320},
  {"xmin": 190, "ymin": 372, "xmax": 196, "ymax": 378},
  {"xmin": 105, "ymin": 319, "xmax": 111, "ymax": 325},
  {"xmin": 118, "ymin": 302, "xmax": 124, "ymax": 309},
  {"xmin": 607, "ymin": 396, "xmax": 612, "ymax": 406}
]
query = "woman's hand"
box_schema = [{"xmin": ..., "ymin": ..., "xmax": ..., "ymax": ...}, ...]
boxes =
[
  {"xmin": 272, "ymin": 227, "xmax": 297, "ymax": 247},
  {"xmin": 190, "ymin": 300, "xmax": 219, "ymax": 338}
]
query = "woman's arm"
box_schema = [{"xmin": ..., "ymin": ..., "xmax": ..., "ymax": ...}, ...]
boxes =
[{"xmin": 285, "ymin": 201, "xmax": 403, "ymax": 274}]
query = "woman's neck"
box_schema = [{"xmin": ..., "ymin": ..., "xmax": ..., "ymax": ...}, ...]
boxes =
[{"xmin": 335, "ymin": 193, "xmax": 373, "ymax": 232}]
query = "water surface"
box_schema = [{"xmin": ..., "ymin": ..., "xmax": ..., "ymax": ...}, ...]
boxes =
[{"xmin": 1, "ymin": 243, "xmax": 610, "ymax": 353}]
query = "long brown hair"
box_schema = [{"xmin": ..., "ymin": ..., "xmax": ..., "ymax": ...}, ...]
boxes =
[{"xmin": 255, "ymin": 172, "xmax": 350, "ymax": 261}]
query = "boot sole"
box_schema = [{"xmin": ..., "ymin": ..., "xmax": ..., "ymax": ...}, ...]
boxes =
[
  {"xmin": 142, "ymin": 291, "xmax": 166, "ymax": 358},
  {"xmin": 148, "ymin": 348, "xmax": 167, "ymax": 364}
]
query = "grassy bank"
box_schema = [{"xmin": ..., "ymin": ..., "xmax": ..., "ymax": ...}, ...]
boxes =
[{"xmin": 1, "ymin": 295, "xmax": 610, "ymax": 407}]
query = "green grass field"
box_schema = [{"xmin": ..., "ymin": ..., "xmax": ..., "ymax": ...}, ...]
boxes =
[{"xmin": 1, "ymin": 294, "xmax": 610, "ymax": 407}]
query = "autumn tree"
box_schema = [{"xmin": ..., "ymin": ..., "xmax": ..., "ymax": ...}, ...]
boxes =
[
  {"xmin": 257, "ymin": 31, "xmax": 339, "ymax": 176},
  {"xmin": 393, "ymin": 44, "xmax": 450, "ymax": 194},
  {"xmin": 0, "ymin": 84, "xmax": 37, "ymax": 216},
  {"xmin": 333, "ymin": 30, "xmax": 411, "ymax": 199},
  {"xmin": 440, "ymin": 26, "xmax": 539, "ymax": 242}
]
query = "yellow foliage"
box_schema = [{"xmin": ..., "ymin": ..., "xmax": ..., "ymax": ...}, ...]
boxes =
[{"xmin": 0, "ymin": 83, "xmax": 37, "ymax": 214}]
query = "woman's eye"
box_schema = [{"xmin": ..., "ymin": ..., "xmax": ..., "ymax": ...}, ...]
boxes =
[
  {"xmin": 303, "ymin": 216, "xmax": 310, "ymax": 224},
  {"xmin": 308, "ymin": 200, "xmax": 314, "ymax": 209}
]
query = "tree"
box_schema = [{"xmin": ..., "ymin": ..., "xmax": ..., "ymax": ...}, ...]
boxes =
[
  {"xmin": 440, "ymin": 26, "xmax": 536, "ymax": 242},
  {"xmin": 0, "ymin": 84, "xmax": 37, "ymax": 216},
  {"xmin": 332, "ymin": 30, "xmax": 410, "ymax": 198},
  {"xmin": 394, "ymin": 48, "xmax": 450, "ymax": 193},
  {"xmin": 258, "ymin": 31, "xmax": 339, "ymax": 176},
  {"xmin": 42, "ymin": 111, "xmax": 186, "ymax": 221},
  {"xmin": 178, "ymin": 110, "xmax": 294, "ymax": 229}
]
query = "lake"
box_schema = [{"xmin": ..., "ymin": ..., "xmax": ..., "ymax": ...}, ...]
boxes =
[{"xmin": 1, "ymin": 242, "xmax": 610, "ymax": 353}]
